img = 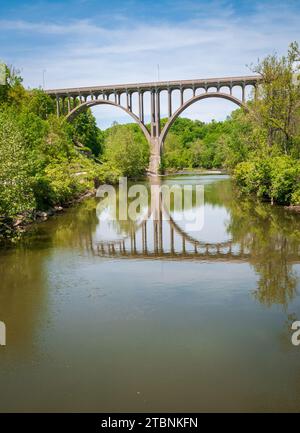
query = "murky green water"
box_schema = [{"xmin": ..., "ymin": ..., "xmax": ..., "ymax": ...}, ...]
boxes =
[{"xmin": 0, "ymin": 174, "xmax": 300, "ymax": 412}]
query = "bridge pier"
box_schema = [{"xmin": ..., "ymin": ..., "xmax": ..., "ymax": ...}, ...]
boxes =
[{"xmin": 148, "ymin": 137, "xmax": 161, "ymax": 175}]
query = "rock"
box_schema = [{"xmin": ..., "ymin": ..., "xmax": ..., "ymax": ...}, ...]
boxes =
[
  {"xmin": 285, "ymin": 205, "xmax": 300, "ymax": 213},
  {"xmin": 13, "ymin": 216, "xmax": 25, "ymax": 227},
  {"xmin": 36, "ymin": 211, "xmax": 48, "ymax": 220}
]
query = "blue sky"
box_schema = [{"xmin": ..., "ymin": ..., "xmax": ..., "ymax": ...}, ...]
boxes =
[{"xmin": 1, "ymin": 0, "xmax": 300, "ymax": 128}]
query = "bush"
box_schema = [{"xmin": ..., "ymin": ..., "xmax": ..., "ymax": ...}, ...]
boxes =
[
  {"xmin": 269, "ymin": 157, "xmax": 300, "ymax": 204},
  {"xmin": 0, "ymin": 109, "xmax": 35, "ymax": 218},
  {"xmin": 234, "ymin": 156, "xmax": 300, "ymax": 205},
  {"xmin": 291, "ymin": 187, "xmax": 300, "ymax": 205}
]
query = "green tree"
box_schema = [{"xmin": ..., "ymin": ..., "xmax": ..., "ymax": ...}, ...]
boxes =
[
  {"xmin": 250, "ymin": 41, "xmax": 300, "ymax": 154},
  {"xmin": 25, "ymin": 89, "xmax": 55, "ymax": 119},
  {"xmin": 71, "ymin": 109, "xmax": 104, "ymax": 156},
  {"xmin": 103, "ymin": 123, "xmax": 149, "ymax": 178},
  {"xmin": 0, "ymin": 109, "xmax": 35, "ymax": 218}
]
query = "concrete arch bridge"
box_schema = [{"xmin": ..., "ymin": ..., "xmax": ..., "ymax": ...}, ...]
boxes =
[{"xmin": 46, "ymin": 75, "xmax": 260, "ymax": 174}]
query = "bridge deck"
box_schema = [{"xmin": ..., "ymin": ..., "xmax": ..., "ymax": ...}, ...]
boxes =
[{"xmin": 45, "ymin": 75, "xmax": 261, "ymax": 96}]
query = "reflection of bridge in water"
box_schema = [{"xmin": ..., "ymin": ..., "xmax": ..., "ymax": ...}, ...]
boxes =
[
  {"xmin": 91, "ymin": 177, "xmax": 300, "ymax": 263},
  {"xmin": 92, "ymin": 214, "xmax": 300, "ymax": 263}
]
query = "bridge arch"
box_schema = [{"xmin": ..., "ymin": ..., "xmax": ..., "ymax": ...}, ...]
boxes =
[
  {"xmin": 159, "ymin": 92, "xmax": 247, "ymax": 148},
  {"xmin": 66, "ymin": 99, "xmax": 151, "ymax": 142}
]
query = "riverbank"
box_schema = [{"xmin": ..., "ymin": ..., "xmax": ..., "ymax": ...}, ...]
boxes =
[
  {"xmin": 285, "ymin": 205, "xmax": 300, "ymax": 213},
  {"xmin": 161, "ymin": 168, "xmax": 228, "ymax": 176}
]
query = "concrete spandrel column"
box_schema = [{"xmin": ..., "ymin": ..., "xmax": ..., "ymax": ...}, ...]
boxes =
[
  {"xmin": 180, "ymin": 88, "xmax": 184, "ymax": 106},
  {"xmin": 56, "ymin": 96, "xmax": 60, "ymax": 117},
  {"xmin": 150, "ymin": 90, "xmax": 156, "ymax": 137},
  {"xmin": 168, "ymin": 89, "xmax": 172, "ymax": 117},
  {"xmin": 242, "ymin": 85, "xmax": 245, "ymax": 103},
  {"xmin": 129, "ymin": 93, "xmax": 132, "ymax": 111},
  {"xmin": 155, "ymin": 90, "xmax": 160, "ymax": 136},
  {"xmin": 67, "ymin": 96, "xmax": 71, "ymax": 113},
  {"xmin": 139, "ymin": 92, "xmax": 144, "ymax": 123}
]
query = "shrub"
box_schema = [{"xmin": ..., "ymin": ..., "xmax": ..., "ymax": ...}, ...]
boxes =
[
  {"xmin": 269, "ymin": 156, "xmax": 300, "ymax": 204},
  {"xmin": 291, "ymin": 187, "xmax": 300, "ymax": 205},
  {"xmin": 234, "ymin": 156, "xmax": 300, "ymax": 205},
  {"xmin": 0, "ymin": 110, "xmax": 35, "ymax": 217}
]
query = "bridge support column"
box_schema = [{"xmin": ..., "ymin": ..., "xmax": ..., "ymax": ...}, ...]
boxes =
[
  {"xmin": 129, "ymin": 93, "xmax": 132, "ymax": 111},
  {"xmin": 139, "ymin": 91, "xmax": 144, "ymax": 123},
  {"xmin": 126, "ymin": 91, "xmax": 130, "ymax": 110},
  {"xmin": 67, "ymin": 96, "xmax": 71, "ymax": 113},
  {"xmin": 150, "ymin": 90, "xmax": 156, "ymax": 137},
  {"xmin": 155, "ymin": 90, "xmax": 160, "ymax": 136},
  {"xmin": 56, "ymin": 96, "xmax": 60, "ymax": 117},
  {"xmin": 242, "ymin": 85, "xmax": 245, "ymax": 103},
  {"xmin": 168, "ymin": 89, "xmax": 172, "ymax": 117},
  {"xmin": 148, "ymin": 136, "xmax": 161, "ymax": 175}
]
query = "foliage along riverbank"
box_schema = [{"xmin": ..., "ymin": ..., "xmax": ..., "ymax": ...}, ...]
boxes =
[
  {"xmin": 0, "ymin": 67, "xmax": 150, "ymax": 240},
  {"xmin": 0, "ymin": 72, "xmax": 98, "ymax": 240}
]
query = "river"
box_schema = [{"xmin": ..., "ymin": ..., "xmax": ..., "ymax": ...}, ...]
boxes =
[{"xmin": 0, "ymin": 174, "xmax": 300, "ymax": 412}]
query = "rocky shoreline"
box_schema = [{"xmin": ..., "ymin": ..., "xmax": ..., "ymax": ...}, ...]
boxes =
[
  {"xmin": 0, "ymin": 189, "xmax": 96, "ymax": 240},
  {"xmin": 161, "ymin": 168, "xmax": 227, "ymax": 176},
  {"xmin": 285, "ymin": 205, "xmax": 300, "ymax": 213}
]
